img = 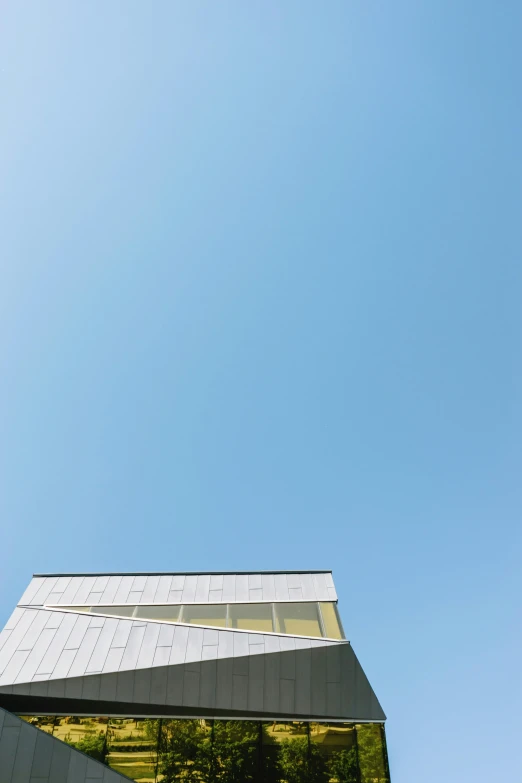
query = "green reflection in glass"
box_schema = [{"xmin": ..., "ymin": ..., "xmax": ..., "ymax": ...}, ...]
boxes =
[
  {"xmin": 356, "ymin": 723, "xmax": 389, "ymax": 783},
  {"xmin": 106, "ymin": 718, "xmax": 158, "ymax": 781}
]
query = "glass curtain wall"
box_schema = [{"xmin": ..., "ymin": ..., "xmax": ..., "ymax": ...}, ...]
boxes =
[{"xmin": 19, "ymin": 716, "xmax": 390, "ymax": 782}]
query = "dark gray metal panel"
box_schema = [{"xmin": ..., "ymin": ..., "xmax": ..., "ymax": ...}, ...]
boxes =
[
  {"xmin": 310, "ymin": 646, "xmax": 327, "ymax": 716},
  {"xmin": 326, "ymin": 682, "xmax": 341, "ymax": 716},
  {"xmin": 199, "ymin": 660, "xmax": 217, "ymax": 708},
  {"xmin": 86, "ymin": 756, "xmax": 105, "ymax": 779},
  {"xmin": 263, "ymin": 652, "xmax": 280, "ymax": 713},
  {"xmin": 150, "ymin": 665, "xmax": 168, "ymax": 705},
  {"xmin": 231, "ymin": 674, "xmax": 248, "ymax": 711},
  {"xmin": 215, "ymin": 657, "xmax": 233, "ymax": 710},
  {"xmin": 133, "ymin": 667, "xmax": 152, "ymax": 704},
  {"xmin": 326, "ymin": 644, "xmax": 341, "ymax": 684},
  {"xmin": 280, "ymin": 648, "xmax": 296, "ymax": 680},
  {"xmin": 280, "ymin": 678, "xmax": 295, "ymax": 714},
  {"xmin": 10, "ymin": 720, "xmax": 37, "ymax": 783},
  {"xmin": 115, "ymin": 670, "xmax": 135, "ymax": 703},
  {"xmin": 182, "ymin": 669, "xmax": 200, "ymax": 707},
  {"xmin": 295, "ymin": 647, "xmax": 312, "ymax": 715},
  {"xmin": 29, "ymin": 728, "xmax": 54, "ymax": 778},
  {"xmin": 99, "ymin": 671, "xmax": 118, "ymax": 702},
  {"xmin": 166, "ymin": 664, "xmax": 184, "ymax": 705},
  {"xmin": 0, "ymin": 724, "xmax": 20, "ymax": 781},
  {"xmin": 82, "ymin": 674, "xmax": 101, "ymax": 701},
  {"xmin": 66, "ymin": 749, "xmax": 88, "ymax": 781},
  {"xmin": 247, "ymin": 654, "xmax": 264, "ymax": 712}
]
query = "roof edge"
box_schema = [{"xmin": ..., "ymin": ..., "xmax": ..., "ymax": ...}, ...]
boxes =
[{"xmin": 32, "ymin": 570, "xmax": 333, "ymax": 578}]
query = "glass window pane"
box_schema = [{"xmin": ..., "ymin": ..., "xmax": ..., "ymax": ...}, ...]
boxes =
[
  {"xmin": 356, "ymin": 723, "xmax": 389, "ymax": 783},
  {"xmin": 228, "ymin": 603, "xmax": 274, "ymax": 632},
  {"xmin": 319, "ymin": 602, "xmax": 344, "ymax": 639},
  {"xmin": 55, "ymin": 716, "xmax": 109, "ymax": 763},
  {"xmin": 19, "ymin": 716, "xmax": 55, "ymax": 735},
  {"xmin": 134, "ymin": 605, "xmax": 181, "ymax": 622},
  {"xmin": 274, "ymin": 603, "xmax": 323, "ymax": 637},
  {"xmin": 90, "ymin": 605, "xmax": 136, "ymax": 617},
  {"xmin": 107, "ymin": 718, "xmax": 159, "ymax": 782},
  {"xmin": 181, "ymin": 604, "xmax": 228, "ymax": 627}
]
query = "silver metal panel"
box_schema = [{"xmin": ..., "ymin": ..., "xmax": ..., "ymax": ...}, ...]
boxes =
[
  {"xmin": 44, "ymin": 610, "xmax": 65, "ymax": 629},
  {"xmin": 119, "ymin": 626, "xmax": 145, "ymax": 671},
  {"xmin": 153, "ymin": 646, "xmax": 170, "ymax": 667},
  {"xmin": 168, "ymin": 590, "xmax": 182, "ymax": 603},
  {"xmin": 261, "ymin": 573, "xmax": 276, "ymax": 601},
  {"xmin": 279, "ymin": 636, "xmax": 296, "ymax": 653},
  {"xmin": 249, "ymin": 643, "xmax": 264, "ymax": 656},
  {"xmin": 131, "ymin": 575, "xmax": 147, "ymax": 592},
  {"xmin": 274, "ymin": 574, "xmax": 290, "ymax": 601},
  {"xmin": 201, "ymin": 645, "xmax": 218, "ymax": 661},
  {"xmin": 37, "ymin": 613, "xmax": 80, "ymax": 675},
  {"xmin": 249, "ymin": 588, "xmax": 263, "ymax": 601},
  {"xmin": 153, "ymin": 575, "xmax": 172, "ymax": 602},
  {"xmin": 30, "ymin": 576, "xmax": 59, "ymax": 605},
  {"xmin": 112, "ymin": 575, "xmax": 135, "ymax": 604},
  {"xmin": 136, "ymin": 623, "xmax": 161, "ymax": 670},
  {"xmin": 233, "ymin": 632, "xmax": 249, "ymax": 658},
  {"xmin": 14, "ymin": 627, "xmax": 57, "ymax": 683},
  {"xmin": 85, "ymin": 591, "xmax": 103, "ymax": 604},
  {"xmin": 86, "ymin": 618, "xmax": 118, "ymax": 673},
  {"xmin": 300, "ymin": 573, "xmax": 316, "ymax": 600},
  {"xmin": 264, "ymin": 635, "xmax": 281, "ymax": 654},
  {"xmin": 217, "ymin": 631, "xmax": 234, "ymax": 659},
  {"xmin": 88, "ymin": 615, "xmax": 106, "ymax": 629},
  {"xmin": 248, "ymin": 573, "xmax": 262, "ymax": 591},
  {"xmin": 70, "ymin": 576, "xmax": 97, "ymax": 605},
  {"xmin": 327, "ymin": 587, "xmax": 337, "ymax": 601},
  {"xmin": 18, "ymin": 577, "xmax": 45, "ymax": 605},
  {"xmin": 102, "ymin": 647, "xmax": 124, "ymax": 674},
  {"xmin": 141, "ymin": 575, "xmax": 160, "ymax": 603},
  {"xmin": 221, "ymin": 574, "xmax": 235, "ymax": 602},
  {"xmin": 169, "ymin": 625, "xmax": 189, "ymax": 665},
  {"xmin": 0, "ymin": 650, "xmax": 30, "ymax": 685},
  {"xmin": 4, "ymin": 607, "xmax": 25, "ymax": 631},
  {"xmin": 51, "ymin": 648, "xmax": 77, "ymax": 680},
  {"xmin": 312, "ymin": 572, "xmax": 329, "ymax": 601},
  {"xmin": 92, "ymin": 576, "xmax": 110, "ymax": 593},
  {"xmin": 208, "ymin": 589, "xmax": 222, "ymax": 602},
  {"xmin": 288, "ymin": 587, "xmax": 303, "ymax": 600},
  {"xmin": 10, "ymin": 720, "xmax": 37, "ymax": 782},
  {"xmin": 181, "ymin": 575, "xmax": 197, "ymax": 603},
  {"xmin": 286, "ymin": 573, "xmax": 301, "ymax": 590},
  {"xmin": 110, "ymin": 619, "xmax": 133, "ymax": 649},
  {"xmin": 0, "ymin": 631, "xmax": 11, "ymax": 654},
  {"xmin": 170, "ymin": 575, "xmax": 185, "ymax": 592},
  {"xmin": 235, "ymin": 574, "xmax": 249, "ymax": 602},
  {"xmin": 185, "ymin": 627, "xmax": 204, "ymax": 663},
  {"xmin": 59, "ymin": 577, "xmax": 84, "ymax": 605},
  {"xmin": 203, "ymin": 629, "xmax": 219, "ymax": 647},
  {"xmin": 195, "ymin": 574, "xmax": 210, "ymax": 602},
  {"xmin": 209, "ymin": 574, "xmax": 223, "ymax": 590},
  {"xmin": 127, "ymin": 591, "xmax": 143, "ymax": 603},
  {"xmin": 67, "ymin": 627, "xmax": 102, "ymax": 678},
  {"xmin": 99, "ymin": 576, "xmax": 122, "ymax": 604},
  {"xmin": 18, "ymin": 610, "xmax": 49, "ymax": 650},
  {"xmin": 157, "ymin": 624, "xmax": 175, "ymax": 648}
]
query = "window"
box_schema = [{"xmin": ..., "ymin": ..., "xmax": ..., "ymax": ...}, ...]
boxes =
[
  {"xmin": 274, "ymin": 602, "xmax": 323, "ymax": 637},
  {"xmin": 52, "ymin": 602, "xmax": 345, "ymax": 639},
  {"xmin": 228, "ymin": 602, "xmax": 273, "ymax": 632}
]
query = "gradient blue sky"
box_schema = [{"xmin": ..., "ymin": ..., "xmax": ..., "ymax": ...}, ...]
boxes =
[{"xmin": 1, "ymin": 2, "xmax": 521, "ymax": 780}]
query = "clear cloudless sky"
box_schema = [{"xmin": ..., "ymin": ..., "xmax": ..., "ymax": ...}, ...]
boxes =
[{"xmin": 1, "ymin": 2, "xmax": 521, "ymax": 780}]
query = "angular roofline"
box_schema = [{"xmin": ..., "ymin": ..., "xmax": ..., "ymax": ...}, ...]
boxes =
[{"xmin": 33, "ymin": 569, "xmax": 333, "ymax": 577}]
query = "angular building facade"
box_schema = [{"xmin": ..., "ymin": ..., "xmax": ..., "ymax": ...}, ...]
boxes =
[{"xmin": 0, "ymin": 571, "xmax": 390, "ymax": 782}]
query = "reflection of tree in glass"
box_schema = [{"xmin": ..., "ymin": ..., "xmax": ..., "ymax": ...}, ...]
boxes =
[
  {"xmin": 278, "ymin": 736, "xmax": 327, "ymax": 783},
  {"xmin": 159, "ymin": 719, "xmax": 206, "ymax": 782},
  {"xmin": 327, "ymin": 747, "xmax": 359, "ymax": 783},
  {"xmin": 67, "ymin": 732, "xmax": 107, "ymax": 764},
  {"xmin": 357, "ymin": 724, "xmax": 388, "ymax": 783}
]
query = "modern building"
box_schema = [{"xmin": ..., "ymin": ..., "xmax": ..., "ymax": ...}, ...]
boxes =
[{"xmin": 0, "ymin": 571, "xmax": 390, "ymax": 782}]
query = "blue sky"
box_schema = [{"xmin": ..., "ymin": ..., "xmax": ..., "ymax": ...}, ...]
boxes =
[{"xmin": 1, "ymin": 2, "xmax": 521, "ymax": 780}]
